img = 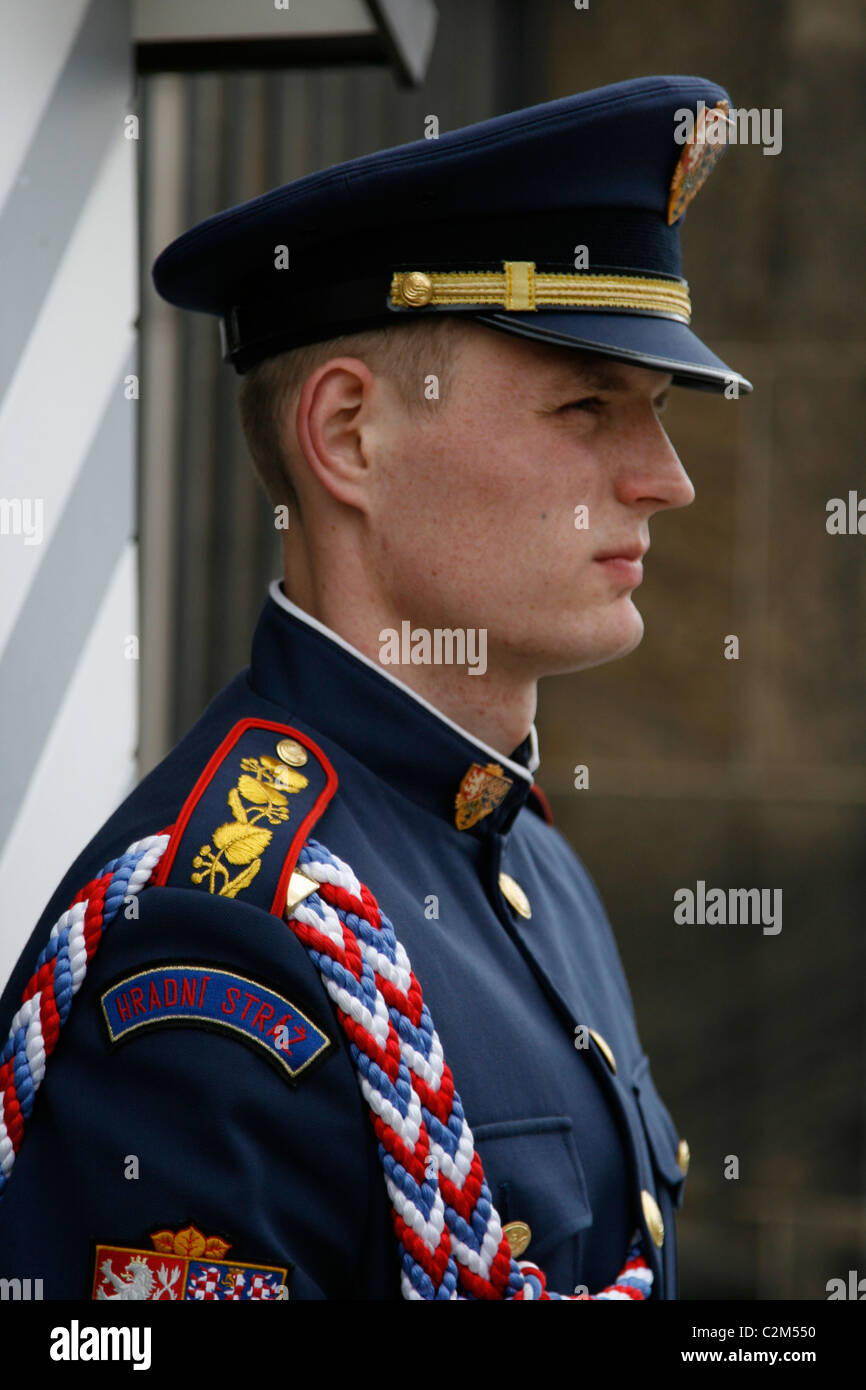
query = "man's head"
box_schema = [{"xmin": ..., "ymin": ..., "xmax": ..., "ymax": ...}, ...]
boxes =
[
  {"xmin": 154, "ymin": 75, "xmax": 748, "ymax": 745},
  {"xmin": 239, "ymin": 318, "xmax": 694, "ymax": 682}
]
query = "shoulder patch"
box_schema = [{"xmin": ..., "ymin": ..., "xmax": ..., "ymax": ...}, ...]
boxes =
[
  {"xmin": 99, "ymin": 963, "xmax": 333, "ymax": 1085},
  {"xmin": 92, "ymin": 1223, "xmax": 290, "ymax": 1300},
  {"xmin": 152, "ymin": 719, "xmax": 337, "ymax": 914}
]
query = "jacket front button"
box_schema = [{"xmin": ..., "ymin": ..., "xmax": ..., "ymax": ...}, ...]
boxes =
[
  {"xmin": 498, "ymin": 872, "xmax": 531, "ymax": 919},
  {"xmin": 641, "ymin": 1189, "xmax": 665, "ymax": 1247},
  {"xmin": 677, "ymin": 1138, "xmax": 691, "ymax": 1174},
  {"xmin": 503, "ymin": 1220, "xmax": 532, "ymax": 1257},
  {"xmin": 588, "ymin": 1027, "xmax": 617, "ymax": 1074}
]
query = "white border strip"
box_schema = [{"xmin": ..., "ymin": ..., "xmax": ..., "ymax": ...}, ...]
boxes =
[
  {"xmin": 0, "ymin": 541, "xmax": 138, "ymax": 989},
  {"xmin": 0, "ymin": 130, "xmax": 136, "ymax": 656},
  {"xmin": 0, "ymin": 0, "xmax": 90, "ymax": 216}
]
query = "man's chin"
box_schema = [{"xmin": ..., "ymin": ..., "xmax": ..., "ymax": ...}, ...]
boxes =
[{"xmin": 545, "ymin": 603, "xmax": 645, "ymax": 676}]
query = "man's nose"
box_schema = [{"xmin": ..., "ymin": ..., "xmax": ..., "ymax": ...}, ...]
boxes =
[{"xmin": 615, "ymin": 417, "xmax": 695, "ymax": 511}]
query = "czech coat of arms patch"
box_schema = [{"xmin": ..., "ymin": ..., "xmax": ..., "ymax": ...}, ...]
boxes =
[{"xmin": 92, "ymin": 1224, "xmax": 289, "ymax": 1300}]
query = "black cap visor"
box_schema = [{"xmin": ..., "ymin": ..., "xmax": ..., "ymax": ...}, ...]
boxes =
[{"xmin": 472, "ymin": 308, "xmax": 752, "ymax": 394}]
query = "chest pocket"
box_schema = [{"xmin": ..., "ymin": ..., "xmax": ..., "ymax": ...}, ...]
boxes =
[
  {"xmin": 631, "ymin": 1054, "xmax": 687, "ymax": 1209},
  {"xmin": 472, "ymin": 1115, "xmax": 592, "ymax": 1291}
]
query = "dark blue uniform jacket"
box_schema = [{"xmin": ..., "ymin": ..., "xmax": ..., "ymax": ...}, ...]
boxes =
[{"xmin": 0, "ymin": 588, "xmax": 687, "ymax": 1299}]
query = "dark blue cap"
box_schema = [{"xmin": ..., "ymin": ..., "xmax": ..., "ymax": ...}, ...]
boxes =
[{"xmin": 152, "ymin": 75, "xmax": 752, "ymax": 393}]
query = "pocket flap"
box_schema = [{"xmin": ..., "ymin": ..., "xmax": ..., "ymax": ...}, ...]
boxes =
[{"xmin": 472, "ymin": 1114, "xmax": 592, "ymax": 1263}]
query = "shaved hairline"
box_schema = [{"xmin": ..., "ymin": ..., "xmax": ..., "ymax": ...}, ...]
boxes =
[{"xmin": 237, "ymin": 317, "xmax": 471, "ymax": 513}]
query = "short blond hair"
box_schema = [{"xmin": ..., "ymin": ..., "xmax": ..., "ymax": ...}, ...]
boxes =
[{"xmin": 238, "ymin": 317, "xmax": 467, "ymax": 511}]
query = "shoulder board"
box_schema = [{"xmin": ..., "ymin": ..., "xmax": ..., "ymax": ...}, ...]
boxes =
[
  {"xmin": 0, "ymin": 721, "xmax": 335, "ymax": 1202},
  {"xmin": 152, "ymin": 718, "xmax": 337, "ymax": 916}
]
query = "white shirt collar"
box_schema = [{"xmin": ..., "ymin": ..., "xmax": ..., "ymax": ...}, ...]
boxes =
[{"xmin": 268, "ymin": 581, "xmax": 540, "ymax": 782}]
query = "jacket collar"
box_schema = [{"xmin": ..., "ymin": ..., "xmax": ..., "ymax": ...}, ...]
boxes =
[{"xmin": 247, "ymin": 582, "xmax": 540, "ymax": 836}]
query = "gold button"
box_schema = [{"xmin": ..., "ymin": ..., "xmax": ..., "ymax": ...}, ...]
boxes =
[
  {"xmin": 588, "ymin": 1028, "xmax": 617, "ymax": 1075},
  {"xmin": 677, "ymin": 1138, "xmax": 691, "ymax": 1175},
  {"xmin": 641, "ymin": 1189, "xmax": 665, "ymax": 1248},
  {"xmin": 398, "ymin": 271, "xmax": 434, "ymax": 307},
  {"xmin": 276, "ymin": 737, "xmax": 308, "ymax": 767},
  {"xmin": 498, "ymin": 872, "xmax": 531, "ymax": 919},
  {"xmin": 502, "ymin": 1221, "xmax": 532, "ymax": 1258}
]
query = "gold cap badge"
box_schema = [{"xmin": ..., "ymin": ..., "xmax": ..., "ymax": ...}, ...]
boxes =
[{"xmin": 667, "ymin": 99, "xmax": 731, "ymax": 225}]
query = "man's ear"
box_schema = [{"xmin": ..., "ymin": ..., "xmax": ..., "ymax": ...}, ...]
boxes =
[{"xmin": 293, "ymin": 356, "xmax": 379, "ymax": 512}]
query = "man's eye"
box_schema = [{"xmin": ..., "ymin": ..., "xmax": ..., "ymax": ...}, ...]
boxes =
[
  {"xmin": 654, "ymin": 395, "xmax": 669, "ymax": 416},
  {"xmin": 563, "ymin": 396, "xmax": 604, "ymax": 414}
]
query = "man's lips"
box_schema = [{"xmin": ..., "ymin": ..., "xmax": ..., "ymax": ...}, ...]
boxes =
[
  {"xmin": 593, "ymin": 543, "xmax": 648, "ymax": 587},
  {"xmin": 593, "ymin": 543, "xmax": 649, "ymax": 562}
]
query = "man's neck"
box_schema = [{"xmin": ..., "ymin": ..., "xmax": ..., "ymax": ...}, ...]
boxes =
[{"xmin": 278, "ymin": 580, "xmax": 537, "ymax": 761}]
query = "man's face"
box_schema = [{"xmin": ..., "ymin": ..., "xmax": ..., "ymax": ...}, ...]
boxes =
[{"xmin": 361, "ymin": 322, "xmax": 696, "ymax": 680}]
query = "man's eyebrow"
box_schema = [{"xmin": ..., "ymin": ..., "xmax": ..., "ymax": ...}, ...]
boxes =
[
  {"xmin": 557, "ymin": 363, "xmax": 633, "ymax": 391},
  {"xmin": 554, "ymin": 362, "xmax": 672, "ymax": 394}
]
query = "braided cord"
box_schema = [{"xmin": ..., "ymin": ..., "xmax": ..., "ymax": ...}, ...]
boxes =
[
  {"xmin": 0, "ymin": 834, "xmax": 171, "ymax": 1197},
  {"xmin": 0, "ymin": 828, "xmax": 653, "ymax": 1301},
  {"xmin": 288, "ymin": 838, "xmax": 653, "ymax": 1301}
]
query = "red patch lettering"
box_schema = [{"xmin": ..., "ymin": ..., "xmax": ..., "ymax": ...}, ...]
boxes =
[
  {"xmin": 239, "ymin": 991, "xmax": 260, "ymax": 1022},
  {"xmin": 252, "ymin": 1002, "xmax": 274, "ymax": 1033}
]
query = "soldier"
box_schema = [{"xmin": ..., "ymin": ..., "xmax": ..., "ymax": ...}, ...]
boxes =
[{"xmin": 0, "ymin": 76, "xmax": 749, "ymax": 1300}]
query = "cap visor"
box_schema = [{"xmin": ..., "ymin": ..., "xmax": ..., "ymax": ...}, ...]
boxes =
[{"xmin": 472, "ymin": 309, "xmax": 752, "ymax": 393}]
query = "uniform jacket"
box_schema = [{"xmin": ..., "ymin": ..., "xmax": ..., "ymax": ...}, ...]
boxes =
[{"xmin": 0, "ymin": 583, "xmax": 687, "ymax": 1299}]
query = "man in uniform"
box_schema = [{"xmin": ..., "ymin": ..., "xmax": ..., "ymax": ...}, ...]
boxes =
[{"xmin": 0, "ymin": 76, "xmax": 749, "ymax": 1300}]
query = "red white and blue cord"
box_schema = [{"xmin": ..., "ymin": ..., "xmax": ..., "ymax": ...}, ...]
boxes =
[
  {"xmin": 287, "ymin": 838, "xmax": 652, "ymax": 1301},
  {"xmin": 0, "ymin": 830, "xmax": 652, "ymax": 1301},
  {"xmin": 0, "ymin": 833, "xmax": 170, "ymax": 1197}
]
